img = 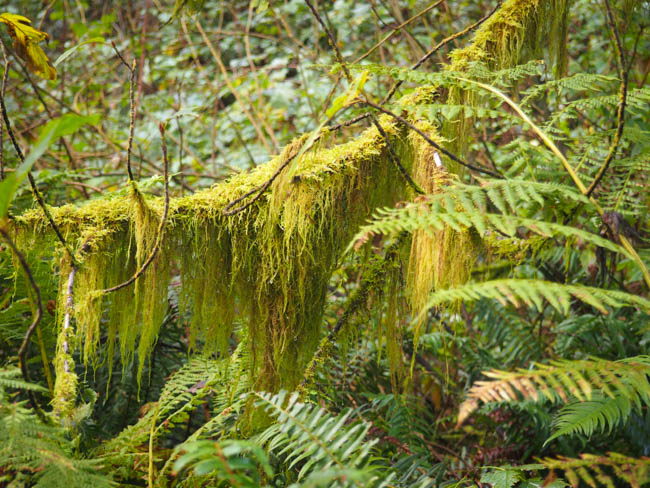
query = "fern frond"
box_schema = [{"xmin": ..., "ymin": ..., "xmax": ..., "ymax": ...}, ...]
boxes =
[
  {"xmin": 539, "ymin": 452, "xmax": 650, "ymax": 488},
  {"xmin": 349, "ymin": 59, "xmax": 544, "ymax": 91},
  {"xmin": 350, "ymin": 179, "xmax": 598, "ymax": 252},
  {"xmin": 0, "ymin": 368, "xmax": 48, "ymax": 392},
  {"xmin": 457, "ymin": 356, "xmax": 650, "ymax": 427},
  {"xmin": 0, "ymin": 389, "xmax": 114, "ymax": 487},
  {"xmin": 520, "ymin": 72, "xmax": 617, "ymax": 107},
  {"xmin": 254, "ymin": 391, "xmax": 390, "ymax": 486},
  {"xmin": 546, "ymin": 393, "xmax": 638, "ymax": 443},
  {"xmin": 421, "ymin": 279, "xmax": 650, "ymax": 318}
]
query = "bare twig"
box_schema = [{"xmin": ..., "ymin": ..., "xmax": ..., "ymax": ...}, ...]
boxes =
[
  {"xmin": 222, "ymin": 131, "xmax": 323, "ymax": 216},
  {"xmin": 0, "ymin": 40, "xmax": 79, "ymax": 267},
  {"xmin": 327, "ymin": 3, "xmax": 501, "ymax": 132},
  {"xmin": 585, "ymin": 0, "xmax": 628, "ymax": 197},
  {"xmin": 363, "ymin": 99, "xmax": 504, "ymax": 178},
  {"xmin": 0, "ymin": 227, "xmax": 44, "ymax": 417},
  {"xmin": 304, "ymin": 0, "xmax": 425, "ymax": 192},
  {"xmin": 304, "ymin": 0, "xmax": 352, "ymax": 82},
  {"xmin": 194, "ymin": 19, "xmax": 277, "ymax": 154},
  {"xmin": 0, "ymin": 44, "xmax": 6, "ymax": 181},
  {"xmin": 370, "ymin": 115, "xmax": 424, "ymax": 194},
  {"xmin": 354, "ymin": 0, "xmax": 445, "ymax": 64},
  {"xmin": 111, "ymin": 41, "xmax": 137, "ymax": 182},
  {"xmin": 382, "ymin": 2, "xmax": 502, "ymax": 104},
  {"xmin": 101, "ymin": 122, "xmax": 170, "ymax": 294}
]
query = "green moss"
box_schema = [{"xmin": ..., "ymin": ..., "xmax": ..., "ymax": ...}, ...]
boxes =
[
  {"xmin": 14, "ymin": 0, "xmax": 571, "ymax": 404},
  {"xmin": 445, "ymin": 0, "xmax": 571, "ymax": 157}
]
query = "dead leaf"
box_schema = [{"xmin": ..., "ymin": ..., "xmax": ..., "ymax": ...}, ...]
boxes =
[{"xmin": 0, "ymin": 13, "xmax": 57, "ymax": 80}]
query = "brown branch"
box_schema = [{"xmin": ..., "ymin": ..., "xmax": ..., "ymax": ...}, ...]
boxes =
[
  {"xmin": 222, "ymin": 125, "xmax": 329, "ymax": 216},
  {"xmin": 303, "ymin": 0, "xmax": 424, "ymax": 193},
  {"xmin": 382, "ymin": 2, "xmax": 502, "ymax": 104},
  {"xmin": 111, "ymin": 41, "xmax": 137, "ymax": 182},
  {"xmin": 0, "ymin": 44, "xmax": 6, "ymax": 181},
  {"xmin": 0, "ymin": 40, "xmax": 79, "ymax": 267},
  {"xmin": 585, "ymin": 0, "xmax": 628, "ymax": 197},
  {"xmin": 101, "ymin": 122, "xmax": 170, "ymax": 294},
  {"xmin": 354, "ymin": 0, "xmax": 446, "ymax": 64},
  {"xmin": 304, "ymin": 0, "xmax": 352, "ymax": 82},
  {"xmin": 363, "ymin": 99, "xmax": 504, "ymax": 179},
  {"xmin": 327, "ymin": 3, "xmax": 501, "ymax": 131},
  {"xmin": 0, "ymin": 227, "xmax": 45, "ymax": 418},
  {"xmin": 370, "ymin": 114, "xmax": 424, "ymax": 194}
]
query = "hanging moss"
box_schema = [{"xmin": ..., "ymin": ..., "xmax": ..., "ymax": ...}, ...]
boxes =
[
  {"xmin": 406, "ymin": 0, "xmax": 570, "ymax": 331},
  {"xmin": 445, "ymin": 0, "xmax": 571, "ymax": 157},
  {"xmin": 13, "ymin": 0, "xmax": 572, "ymax": 411}
]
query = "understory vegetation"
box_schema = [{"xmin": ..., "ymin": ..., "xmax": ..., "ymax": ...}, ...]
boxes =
[{"xmin": 0, "ymin": 0, "xmax": 649, "ymax": 486}]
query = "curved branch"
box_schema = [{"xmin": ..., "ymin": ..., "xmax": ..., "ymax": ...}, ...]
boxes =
[
  {"xmin": 0, "ymin": 227, "xmax": 44, "ymax": 417},
  {"xmin": 101, "ymin": 122, "xmax": 170, "ymax": 294},
  {"xmin": 363, "ymin": 99, "xmax": 504, "ymax": 179},
  {"xmin": 585, "ymin": 0, "xmax": 628, "ymax": 197},
  {"xmin": 0, "ymin": 40, "xmax": 79, "ymax": 268}
]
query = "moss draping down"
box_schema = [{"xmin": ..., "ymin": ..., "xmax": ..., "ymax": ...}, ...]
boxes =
[{"xmin": 12, "ymin": 0, "xmax": 570, "ymax": 423}]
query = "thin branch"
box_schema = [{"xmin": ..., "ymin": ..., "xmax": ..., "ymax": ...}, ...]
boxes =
[
  {"xmin": 0, "ymin": 45, "xmax": 6, "ymax": 181},
  {"xmin": 585, "ymin": 0, "xmax": 628, "ymax": 197},
  {"xmin": 111, "ymin": 41, "xmax": 137, "ymax": 182},
  {"xmin": 299, "ymin": 235, "xmax": 404, "ymax": 392},
  {"xmin": 0, "ymin": 227, "xmax": 44, "ymax": 418},
  {"xmin": 326, "ymin": 3, "xmax": 501, "ymax": 130},
  {"xmin": 101, "ymin": 122, "xmax": 170, "ymax": 294},
  {"xmin": 303, "ymin": 0, "xmax": 425, "ymax": 192},
  {"xmin": 382, "ymin": 1, "xmax": 501, "ymax": 104},
  {"xmin": 354, "ymin": 0, "xmax": 445, "ymax": 64},
  {"xmin": 363, "ymin": 99, "xmax": 504, "ymax": 178},
  {"xmin": 304, "ymin": 0, "xmax": 352, "ymax": 82},
  {"xmin": 194, "ymin": 19, "xmax": 276, "ymax": 154},
  {"xmin": 370, "ymin": 115, "xmax": 424, "ymax": 194},
  {"xmin": 222, "ymin": 130, "xmax": 323, "ymax": 216},
  {"xmin": 0, "ymin": 40, "xmax": 79, "ymax": 267}
]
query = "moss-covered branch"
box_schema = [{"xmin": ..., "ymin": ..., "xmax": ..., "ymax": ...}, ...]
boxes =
[{"xmin": 11, "ymin": 0, "xmax": 571, "ymax": 399}]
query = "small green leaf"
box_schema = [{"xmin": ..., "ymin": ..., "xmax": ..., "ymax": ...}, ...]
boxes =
[
  {"xmin": 0, "ymin": 113, "xmax": 100, "ymax": 217},
  {"xmin": 53, "ymin": 36, "xmax": 105, "ymax": 67}
]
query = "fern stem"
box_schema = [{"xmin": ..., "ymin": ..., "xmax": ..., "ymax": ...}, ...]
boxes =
[
  {"xmin": 585, "ymin": 0, "xmax": 628, "ymax": 197},
  {"xmin": 458, "ymin": 77, "xmax": 650, "ymax": 290}
]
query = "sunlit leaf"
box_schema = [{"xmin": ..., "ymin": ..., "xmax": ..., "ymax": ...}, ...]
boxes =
[{"xmin": 0, "ymin": 12, "xmax": 56, "ymax": 80}]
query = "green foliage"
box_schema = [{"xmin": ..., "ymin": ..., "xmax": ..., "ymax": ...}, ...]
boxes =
[
  {"xmin": 1, "ymin": 0, "xmax": 649, "ymax": 487},
  {"xmin": 254, "ymin": 391, "xmax": 391, "ymax": 487},
  {"xmin": 0, "ymin": 369, "xmax": 114, "ymax": 487},
  {"xmin": 174, "ymin": 439, "xmax": 272, "ymax": 487},
  {"xmin": 458, "ymin": 357, "xmax": 650, "ymax": 444}
]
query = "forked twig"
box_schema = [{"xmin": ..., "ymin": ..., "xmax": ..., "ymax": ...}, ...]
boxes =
[{"xmin": 111, "ymin": 41, "xmax": 137, "ymax": 182}]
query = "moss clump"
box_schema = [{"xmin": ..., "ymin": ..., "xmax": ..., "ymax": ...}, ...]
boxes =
[
  {"xmin": 445, "ymin": 0, "xmax": 570, "ymax": 157},
  {"xmin": 12, "ymin": 0, "xmax": 571, "ymax": 408}
]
